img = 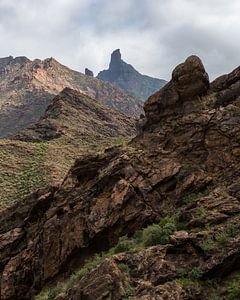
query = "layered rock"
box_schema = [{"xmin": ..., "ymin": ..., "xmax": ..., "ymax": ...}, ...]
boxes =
[
  {"xmin": 210, "ymin": 66, "xmax": 240, "ymax": 107},
  {"xmin": 0, "ymin": 56, "xmax": 142, "ymax": 138},
  {"xmin": 97, "ymin": 49, "xmax": 167, "ymax": 101},
  {"xmin": 144, "ymin": 55, "xmax": 209, "ymax": 125},
  {"xmin": 1, "ymin": 56, "xmax": 240, "ymax": 299}
]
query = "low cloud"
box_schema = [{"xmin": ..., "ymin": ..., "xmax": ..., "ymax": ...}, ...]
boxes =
[{"xmin": 0, "ymin": 0, "xmax": 239, "ymax": 80}]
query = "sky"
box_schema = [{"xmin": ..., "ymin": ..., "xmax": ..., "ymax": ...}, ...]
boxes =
[{"xmin": 0, "ymin": 0, "xmax": 239, "ymax": 80}]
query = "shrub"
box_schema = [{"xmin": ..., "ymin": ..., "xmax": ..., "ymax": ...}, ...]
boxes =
[
  {"xmin": 196, "ymin": 207, "xmax": 208, "ymax": 218},
  {"xmin": 187, "ymin": 267, "xmax": 203, "ymax": 280},
  {"xmin": 176, "ymin": 278, "xmax": 196, "ymax": 288},
  {"xmin": 142, "ymin": 217, "xmax": 176, "ymax": 246},
  {"xmin": 215, "ymin": 232, "xmax": 229, "ymax": 245},
  {"xmin": 36, "ymin": 216, "xmax": 178, "ymax": 299},
  {"xmin": 182, "ymin": 193, "xmax": 199, "ymax": 204},
  {"xmin": 118, "ymin": 263, "xmax": 130, "ymax": 274},
  {"xmin": 227, "ymin": 276, "xmax": 240, "ymax": 300},
  {"xmin": 199, "ymin": 238, "xmax": 216, "ymax": 251},
  {"xmin": 111, "ymin": 236, "xmax": 136, "ymax": 254}
]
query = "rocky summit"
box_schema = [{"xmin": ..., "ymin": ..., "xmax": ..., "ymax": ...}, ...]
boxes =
[
  {"xmin": 0, "ymin": 56, "xmax": 142, "ymax": 138},
  {"xmin": 1, "ymin": 55, "xmax": 240, "ymax": 300},
  {"xmin": 97, "ymin": 49, "xmax": 167, "ymax": 101}
]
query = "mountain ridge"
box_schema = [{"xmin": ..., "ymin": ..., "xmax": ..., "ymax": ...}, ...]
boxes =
[
  {"xmin": 0, "ymin": 55, "xmax": 143, "ymax": 138},
  {"xmin": 97, "ymin": 49, "xmax": 167, "ymax": 101},
  {"xmin": 14, "ymin": 87, "xmax": 137, "ymax": 142}
]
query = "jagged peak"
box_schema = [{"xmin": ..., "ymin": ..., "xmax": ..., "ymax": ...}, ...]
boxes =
[{"xmin": 110, "ymin": 49, "xmax": 122, "ymax": 66}]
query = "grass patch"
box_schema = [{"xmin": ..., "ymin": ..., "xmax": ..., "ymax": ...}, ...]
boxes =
[
  {"xmin": 14, "ymin": 142, "xmax": 48, "ymax": 199},
  {"xmin": 0, "ymin": 136, "xmax": 131, "ymax": 211}
]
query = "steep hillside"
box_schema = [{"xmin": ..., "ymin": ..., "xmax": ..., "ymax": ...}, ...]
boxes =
[
  {"xmin": 1, "ymin": 56, "xmax": 240, "ymax": 300},
  {"xmin": 97, "ymin": 49, "xmax": 167, "ymax": 101},
  {"xmin": 0, "ymin": 56, "xmax": 142, "ymax": 137},
  {"xmin": 0, "ymin": 88, "xmax": 136, "ymax": 211},
  {"xmin": 14, "ymin": 87, "xmax": 137, "ymax": 142}
]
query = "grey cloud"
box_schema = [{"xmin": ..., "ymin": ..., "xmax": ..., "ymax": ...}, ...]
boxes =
[{"xmin": 0, "ymin": 0, "xmax": 239, "ymax": 80}]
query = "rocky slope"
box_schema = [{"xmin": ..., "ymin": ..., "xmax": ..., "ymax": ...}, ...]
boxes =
[
  {"xmin": 0, "ymin": 88, "xmax": 136, "ymax": 211},
  {"xmin": 1, "ymin": 56, "xmax": 240, "ymax": 300},
  {"xmin": 97, "ymin": 49, "xmax": 166, "ymax": 101},
  {"xmin": 0, "ymin": 56, "xmax": 142, "ymax": 138},
  {"xmin": 14, "ymin": 87, "xmax": 137, "ymax": 142}
]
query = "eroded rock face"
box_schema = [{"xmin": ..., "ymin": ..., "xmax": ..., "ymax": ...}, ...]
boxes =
[
  {"xmin": 210, "ymin": 66, "xmax": 240, "ymax": 107},
  {"xmin": 1, "ymin": 56, "xmax": 240, "ymax": 299},
  {"xmin": 144, "ymin": 55, "xmax": 209, "ymax": 124}
]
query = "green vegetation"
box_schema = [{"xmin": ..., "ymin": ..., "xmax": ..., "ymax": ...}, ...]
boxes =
[
  {"xmin": 176, "ymin": 278, "xmax": 199, "ymax": 289},
  {"xmin": 187, "ymin": 266, "xmax": 204, "ymax": 280},
  {"xmin": 182, "ymin": 193, "xmax": 199, "ymax": 204},
  {"xmin": 14, "ymin": 142, "xmax": 48, "ymax": 199},
  {"xmin": 117, "ymin": 263, "xmax": 130, "ymax": 274},
  {"xmin": 199, "ymin": 238, "xmax": 216, "ymax": 251},
  {"xmin": 227, "ymin": 276, "xmax": 240, "ymax": 300},
  {"xmin": 171, "ymin": 120, "xmax": 180, "ymax": 130},
  {"xmin": 202, "ymin": 92, "xmax": 217, "ymax": 109},
  {"xmin": 0, "ymin": 136, "xmax": 131, "ymax": 211},
  {"xmin": 176, "ymin": 266, "xmax": 204, "ymax": 297},
  {"xmin": 196, "ymin": 207, "xmax": 208, "ymax": 218},
  {"xmin": 199, "ymin": 224, "xmax": 240, "ymax": 251},
  {"xmin": 36, "ymin": 216, "xmax": 177, "ymax": 299}
]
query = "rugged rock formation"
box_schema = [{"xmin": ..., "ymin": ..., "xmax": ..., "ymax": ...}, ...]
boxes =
[
  {"xmin": 1, "ymin": 56, "xmax": 240, "ymax": 299},
  {"xmin": 14, "ymin": 88, "xmax": 137, "ymax": 142},
  {"xmin": 85, "ymin": 68, "xmax": 94, "ymax": 77},
  {"xmin": 97, "ymin": 49, "xmax": 166, "ymax": 101},
  {"xmin": 144, "ymin": 55, "xmax": 209, "ymax": 125},
  {"xmin": 0, "ymin": 56, "xmax": 142, "ymax": 138},
  {"xmin": 210, "ymin": 66, "xmax": 240, "ymax": 108}
]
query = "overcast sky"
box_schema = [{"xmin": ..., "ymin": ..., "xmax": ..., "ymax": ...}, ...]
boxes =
[{"xmin": 0, "ymin": 0, "xmax": 239, "ymax": 80}]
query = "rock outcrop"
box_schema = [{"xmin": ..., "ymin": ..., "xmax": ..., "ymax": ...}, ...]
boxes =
[
  {"xmin": 85, "ymin": 68, "xmax": 94, "ymax": 77},
  {"xmin": 14, "ymin": 87, "xmax": 137, "ymax": 142},
  {"xmin": 1, "ymin": 56, "xmax": 240, "ymax": 299},
  {"xmin": 210, "ymin": 66, "xmax": 240, "ymax": 107},
  {"xmin": 144, "ymin": 55, "xmax": 209, "ymax": 125},
  {"xmin": 0, "ymin": 56, "xmax": 142, "ymax": 138},
  {"xmin": 97, "ymin": 49, "xmax": 167, "ymax": 101}
]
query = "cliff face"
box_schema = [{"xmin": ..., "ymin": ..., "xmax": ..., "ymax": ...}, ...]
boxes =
[
  {"xmin": 97, "ymin": 49, "xmax": 167, "ymax": 101},
  {"xmin": 1, "ymin": 56, "xmax": 240, "ymax": 300},
  {"xmin": 0, "ymin": 56, "xmax": 142, "ymax": 138}
]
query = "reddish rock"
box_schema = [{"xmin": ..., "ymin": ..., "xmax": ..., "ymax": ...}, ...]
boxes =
[{"xmin": 1, "ymin": 56, "xmax": 240, "ymax": 299}]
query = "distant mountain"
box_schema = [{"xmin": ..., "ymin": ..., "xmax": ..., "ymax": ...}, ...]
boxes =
[
  {"xmin": 14, "ymin": 87, "xmax": 137, "ymax": 142},
  {"xmin": 97, "ymin": 49, "xmax": 167, "ymax": 101},
  {"xmin": 0, "ymin": 56, "xmax": 142, "ymax": 138}
]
